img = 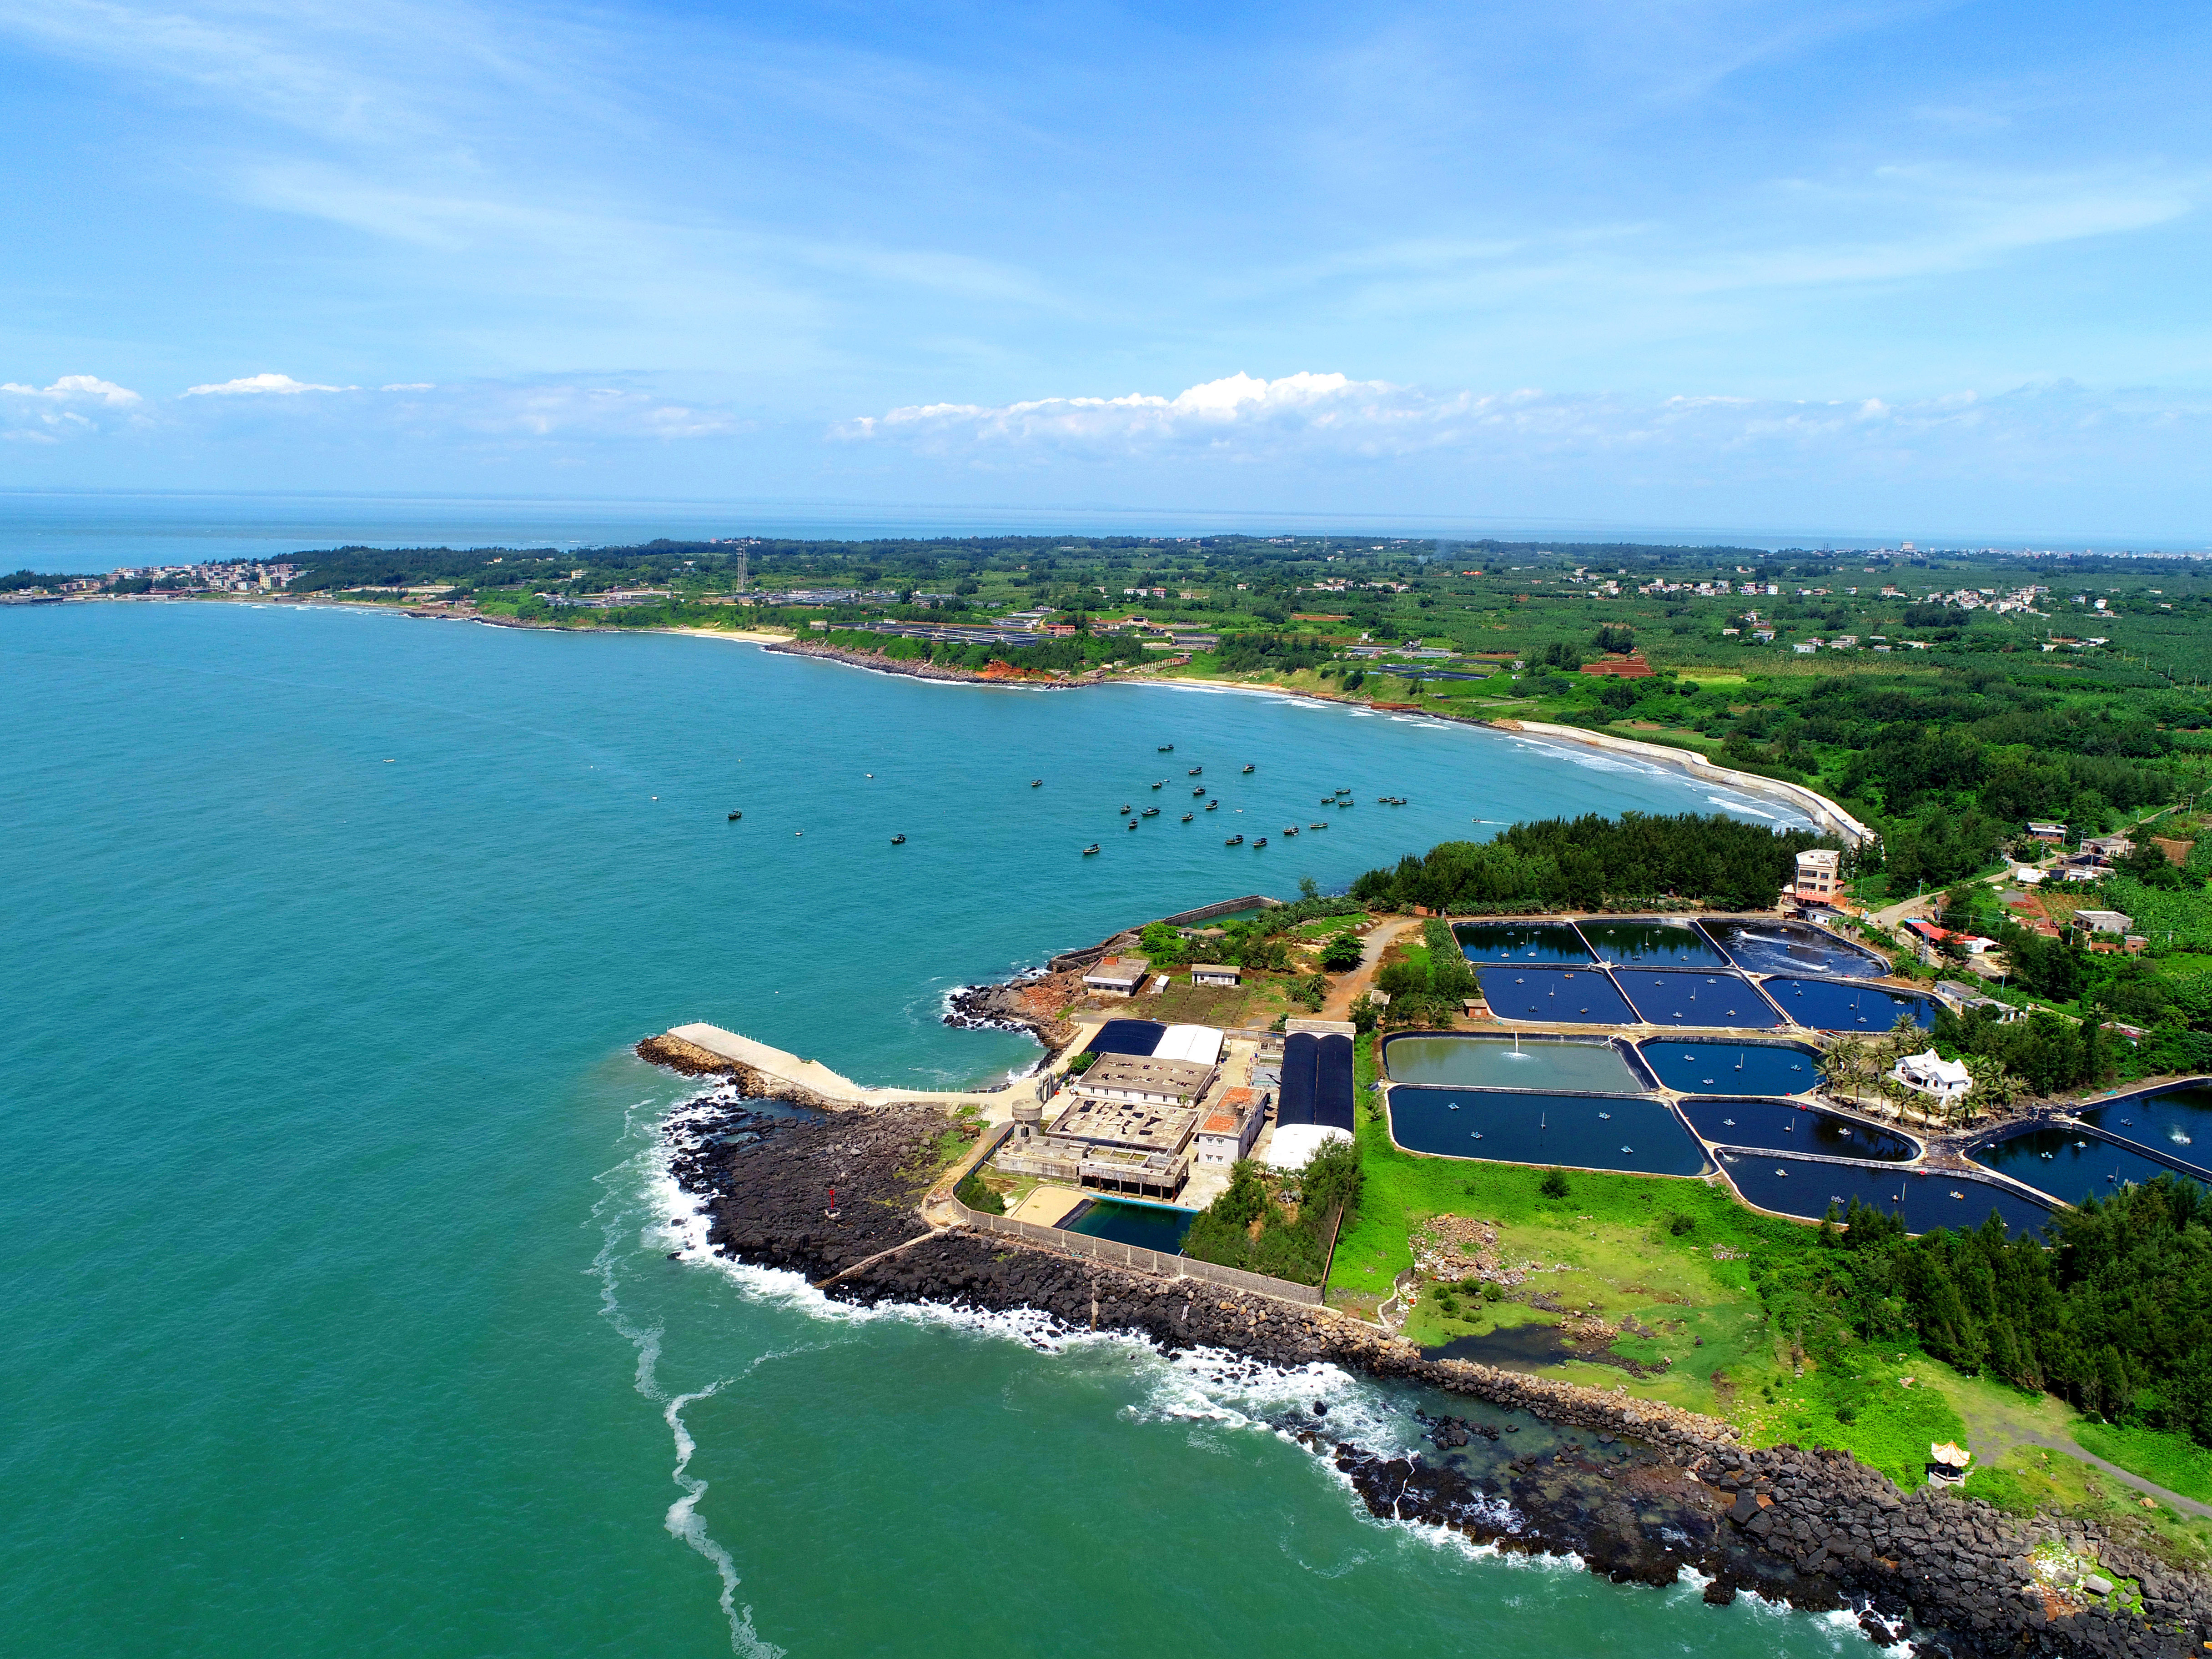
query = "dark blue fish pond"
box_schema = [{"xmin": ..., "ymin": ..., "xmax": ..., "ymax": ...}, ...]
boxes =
[
  {"xmin": 1637, "ymin": 1039, "xmax": 1822, "ymax": 1095},
  {"xmin": 1388, "ymin": 1087, "xmax": 1710, "ymax": 1176},
  {"xmin": 1679, "ymin": 1097, "xmax": 1919, "ymax": 1161},
  {"xmin": 2077, "ymin": 1082, "xmax": 2212, "ymax": 1178},
  {"xmin": 1759, "ymin": 976, "xmax": 1938, "ymax": 1032},
  {"xmin": 1717, "ymin": 1153, "xmax": 2053, "ymax": 1236},
  {"xmin": 1473, "ymin": 965, "xmax": 1639, "ymax": 1025},
  {"xmin": 1614, "ymin": 969, "xmax": 1782, "ymax": 1029},
  {"xmin": 1058, "ymin": 1197, "xmax": 1197, "ymax": 1253},
  {"xmin": 1453, "ymin": 921, "xmax": 1596, "ymax": 965},
  {"xmin": 1697, "ymin": 919, "xmax": 1885, "ymax": 978},
  {"xmin": 1579, "ymin": 919, "xmax": 1734, "ymax": 968},
  {"xmin": 1968, "ymin": 1126, "xmax": 2208, "ymax": 1207}
]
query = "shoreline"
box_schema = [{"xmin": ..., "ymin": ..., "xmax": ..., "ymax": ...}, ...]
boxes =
[{"xmin": 651, "ymin": 1071, "xmax": 2212, "ymax": 1659}]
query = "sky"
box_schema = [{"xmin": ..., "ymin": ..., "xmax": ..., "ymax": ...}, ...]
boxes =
[{"xmin": 0, "ymin": 0, "xmax": 2207, "ymax": 540}]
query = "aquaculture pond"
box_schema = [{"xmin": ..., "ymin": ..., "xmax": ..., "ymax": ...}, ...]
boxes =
[
  {"xmin": 1058, "ymin": 1197, "xmax": 1197, "ymax": 1254},
  {"xmin": 1577, "ymin": 919, "xmax": 1734, "ymax": 968},
  {"xmin": 1716, "ymin": 1153, "xmax": 2054, "ymax": 1236},
  {"xmin": 1698, "ymin": 919, "xmax": 1884, "ymax": 978},
  {"xmin": 1678, "ymin": 1097, "xmax": 1919, "ymax": 1161},
  {"xmin": 1967, "ymin": 1127, "xmax": 2208, "ymax": 1207},
  {"xmin": 1472, "ymin": 965, "xmax": 1639, "ymax": 1025},
  {"xmin": 1759, "ymin": 976, "xmax": 1938, "ymax": 1032},
  {"xmin": 1613, "ymin": 969, "xmax": 1781, "ymax": 1030},
  {"xmin": 1452, "ymin": 921, "xmax": 1595, "ymax": 965},
  {"xmin": 2079, "ymin": 1083, "xmax": 2212, "ymax": 1178},
  {"xmin": 1636, "ymin": 1039, "xmax": 1822, "ymax": 1096},
  {"xmin": 1388, "ymin": 1087, "xmax": 1709, "ymax": 1176},
  {"xmin": 1382, "ymin": 1034, "xmax": 1649, "ymax": 1094}
]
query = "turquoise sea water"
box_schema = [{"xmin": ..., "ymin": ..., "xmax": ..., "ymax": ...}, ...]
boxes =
[{"xmin": 3, "ymin": 602, "xmax": 1875, "ymax": 1659}]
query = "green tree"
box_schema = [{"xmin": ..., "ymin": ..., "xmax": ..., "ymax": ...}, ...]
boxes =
[{"xmin": 1320, "ymin": 932, "xmax": 1365, "ymax": 972}]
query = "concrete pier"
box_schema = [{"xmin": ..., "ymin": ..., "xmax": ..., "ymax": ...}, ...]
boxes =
[{"xmin": 664, "ymin": 1021, "xmax": 1048, "ymax": 1115}]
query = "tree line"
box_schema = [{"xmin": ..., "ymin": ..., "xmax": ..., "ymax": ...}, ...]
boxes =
[{"xmin": 1349, "ymin": 813, "xmax": 1837, "ymax": 914}]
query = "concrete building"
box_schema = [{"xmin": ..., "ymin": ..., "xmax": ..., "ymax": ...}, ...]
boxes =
[
  {"xmin": 1081, "ymin": 959, "xmax": 1148, "ymax": 997},
  {"xmin": 1192, "ymin": 1087, "xmax": 1265, "ymax": 1168},
  {"xmin": 2027, "ymin": 822, "xmax": 2068, "ymax": 843},
  {"xmin": 1067, "ymin": 1052, "xmax": 1216, "ymax": 1110},
  {"xmin": 1794, "ymin": 848, "xmax": 1842, "ymax": 905},
  {"xmin": 2074, "ymin": 909, "xmax": 2132, "ymax": 935},
  {"xmin": 1187, "ymin": 963, "xmax": 1240, "ymax": 987}
]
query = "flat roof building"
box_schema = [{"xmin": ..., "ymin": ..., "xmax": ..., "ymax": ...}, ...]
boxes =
[
  {"xmin": 1794, "ymin": 848, "xmax": 1842, "ymax": 904},
  {"xmin": 1188, "ymin": 964, "xmax": 1240, "ymax": 987},
  {"xmin": 1081, "ymin": 959, "xmax": 1148, "ymax": 996}
]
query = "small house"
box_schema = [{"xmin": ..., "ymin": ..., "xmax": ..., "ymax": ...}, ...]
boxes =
[
  {"xmin": 1188, "ymin": 963, "xmax": 1241, "ymax": 988},
  {"xmin": 1081, "ymin": 959, "xmax": 1148, "ymax": 997},
  {"xmin": 2026, "ymin": 821, "xmax": 2067, "ymax": 843},
  {"xmin": 1892, "ymin": 1050, "xmax": 1971, "ymax": 1103},
  {"xmin": 2073, "ymin": 909, "xmax": 2132, "ymax": 935},
  {"xmin": 1192, "ymin": 1087, "xmax": 1265, "ymax": 1167}
]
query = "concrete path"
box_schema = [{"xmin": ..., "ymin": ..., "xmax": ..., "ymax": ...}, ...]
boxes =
[{"xmin": 669, "ymin": 1021, "xmax": 1042, "ymax": 1114}]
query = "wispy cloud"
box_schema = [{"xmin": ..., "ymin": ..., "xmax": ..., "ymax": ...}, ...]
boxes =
[{"xmin": 0, "ymin": 375, "xmax": 147, "ymax": 442}]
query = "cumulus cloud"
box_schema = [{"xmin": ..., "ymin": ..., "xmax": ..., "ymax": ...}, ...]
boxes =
[
  {"xmin": 183, "ymin": 372, "xmax": 355, "ymax": 395},
  {"xmin": 0, "ymin": 374, "xmax": 142, "ymax": 405}
]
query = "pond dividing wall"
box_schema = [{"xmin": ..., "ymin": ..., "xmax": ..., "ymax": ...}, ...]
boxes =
[
  {"xmin": 1637, "ymin": 1038, "xmax": 1822, "ymax": 1095},
  {"xmin": 1387, "ymin": 1086, "xmax": 1710, "ymax": 1176}
]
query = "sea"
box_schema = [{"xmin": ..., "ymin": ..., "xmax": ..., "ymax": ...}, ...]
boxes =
[{"xmin": 1, "ymin": 596, "xmax": 1878, "ymax": 1659}]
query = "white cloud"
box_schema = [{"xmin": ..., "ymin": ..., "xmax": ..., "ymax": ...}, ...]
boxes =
[
  {"xmin": 837, "ymin": 370, "xmax": 2212, "ymax": 488},
  {"xmin": 0, "ymin": 373, "xmax": 142, "ymax": 405},
  {"xmin": 381, "ymin": 382, "xmax": 435, "ymax": 391},
  {"xmin": 183, "ymin": 372, "xmax": 355, "ymax": 395}
]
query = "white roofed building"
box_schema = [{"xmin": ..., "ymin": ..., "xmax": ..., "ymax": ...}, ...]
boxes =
[{"xmin": 1892, "ymin": 1050, "xmax": 1971, "ymax": 1103}]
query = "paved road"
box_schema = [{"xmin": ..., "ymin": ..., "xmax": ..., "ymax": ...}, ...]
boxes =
[{"xmin": 1956, "ymin": 1399, "xmax": 2212, "ymax": 1520}]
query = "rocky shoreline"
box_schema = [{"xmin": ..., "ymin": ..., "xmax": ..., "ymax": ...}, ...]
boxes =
[
  {"xmin": 941, "ymin": 967, "xmax": 1087, "ymax": 1053},
  {"xmin": 648, "ymin": 1063, "xmax": 2212, "ymax": 1659}
]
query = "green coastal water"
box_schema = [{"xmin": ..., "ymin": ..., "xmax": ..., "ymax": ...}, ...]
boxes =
[{"xmin": 3, "ymin": 603, "xmax": 1869, "ymax": 1658}]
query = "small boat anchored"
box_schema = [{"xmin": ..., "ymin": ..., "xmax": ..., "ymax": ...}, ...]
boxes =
[
  {"xmin": 1309, "ymin": 821, "xmax": 1328, "ymax": 830},
  {"xmin": 1187, "ymin": 766, "xmax": 1202, "ymax": 776},
  {"xmin": 1158, "ymin": 744, "xmax": 1174, "ymax": 752},
  {"xmin": 1205, "ymin": 800, "xmax": 1220, "ymax": 811},
  {"xmin": 1241, "ymin": 764, "xmax": 1255, "ymax": 774},
  {"xmin": 1253, "ymin": 837, "xmax": 1268, "ymax": 848},
  {"xmin": 1083, "ymin": 844, "xmax": 1101, "ymax": 855},
  {"xmin": 727, "ymin": 811, "xmax": 742, "ymax": 821},
  {"xmin": 1225, "ymin": 834, "xmax": 1244, "ymax": 845},
  {"xmin": 1282, "ymin": 825, "xmax": 1299, "ymax": 836},
  {"xmin": 1030, "ymin": 779, "xmax": 1042, "ymax": 788},
  {"xmin": 1181, "ymin": 813, "xmax": 1193, "ymax": 822},
  {"xmin": 1141, "ymin": 806, "xmax": 1160, "ymax": 818},
  {"xmin": 890, "ymin": 834, "xmax": 906, "ymax": 845},
  {"xmin": 1192, "ymin": 786, "xmax": 1206, "ymax": 797}
]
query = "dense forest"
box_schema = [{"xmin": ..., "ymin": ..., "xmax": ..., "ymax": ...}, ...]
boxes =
[
  {"xmin": 1767, "ymin": 1180, "xmax": 2212, "ymax": 1447},
  {"xmin": 1348, "ymin": 813, "xmax": 1836, "ymax": 913}
]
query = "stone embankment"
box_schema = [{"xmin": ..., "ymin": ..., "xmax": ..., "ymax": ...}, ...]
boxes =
[{"xmin": 650, "ymin": 1057, "xmax": 2212, "ymax": 1658}]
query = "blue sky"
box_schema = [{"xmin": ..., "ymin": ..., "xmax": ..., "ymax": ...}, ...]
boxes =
[{"xmin": 1, "ymin": 0, "xmax": 2207, "ymax": 538}]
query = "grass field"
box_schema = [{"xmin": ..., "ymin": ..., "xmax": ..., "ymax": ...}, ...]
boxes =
[
  {"xmin": 2075, "ymin": 1423, "xmax": 2212, "ymax": 1505},
  {"xmin": 1965, "ymin": 1442, "xmax": 2212, "ymax": 1572}
]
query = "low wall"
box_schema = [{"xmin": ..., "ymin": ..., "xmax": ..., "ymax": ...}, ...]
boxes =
[{"xmin": 1156, "ymin": 892, "xmax": 1284, "ymax": 928}]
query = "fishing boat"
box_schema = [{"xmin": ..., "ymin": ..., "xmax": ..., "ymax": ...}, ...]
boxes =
[
  {"xmin": 1225, "ymin": 834, "xmax": 1244, "ymax": 845},
  {"xmin": 1205, "ymin": 800, "xmax": 1219, "ymax": 811},
  {"xmin": 890, "ymin": 834, "xmax": 906, "ymax": 845},
  {"xmin": 1158, "ymin": 744, "xmax": 1174, "ymax": 752},
  {"xmin": 1083, "ymin": 844, "xmax": 1101, "ymax": 855},
  {"xmin": 1310, "ymin": 821, "xmax": 1328, "ymax": 830},
  {"xmin": 1141, "ymin": 807, "xmax": 1159, "ymax": 817},
  {"xmin": 1254, "ymin": 837, "xmax": 1267, "ymax": 848},
  {"xmin": 1181, "ymin": 813, "xmax": 1193, "ymax": 822},
  {"xmin": 1127, "ymin": 819, "xmax": 1139, "ymax": 830},
  {"xmin": 1188, "ymin": 766, "xmax": 1202, "ymax": 776},
  {"xmin": 1151, "ymin": 780, "xmax": 1164, "ymax": 789},
  {"xmin": 1119, "ymin": 804, "xmax": 1131, "ymax": 814},
  {"xmin": 727, "ymin": 811, "xmax": 742, "ymax": 820},
  {"xmin": 1192, "ymin": 786, "xmax": 1206, "ymax": 797},
  {"xmin": 1282, "ymin": 825, "xmax": 1299, "ymax": 836},
  {"xmin": 1241, "ymin": 764, "xmax": 1254, "ymax": 774},
  {"xmin": 1030, "ymin": 779, "xmax": 1042, "ymax": 788}
]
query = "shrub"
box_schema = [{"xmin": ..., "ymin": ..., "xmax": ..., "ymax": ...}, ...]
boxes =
[
  {"xmin": 1540, "ymin": 1168, "xmax": 1570, "ymax": 1199},
  {"xmin": 1668, "ymin": 1212, "xmax": 1697, "ymax": 1236},
  {"xmin": 954, "ymin": 1171, "xmax": 1005, "ymax": 1215}
]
